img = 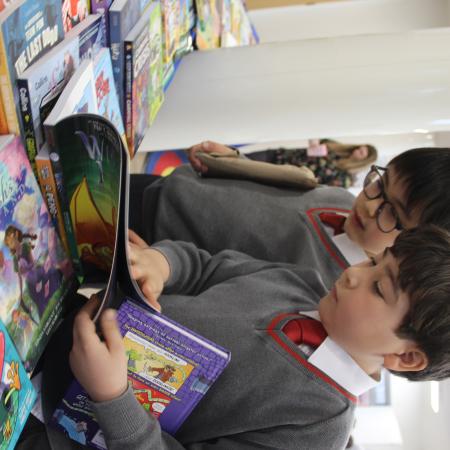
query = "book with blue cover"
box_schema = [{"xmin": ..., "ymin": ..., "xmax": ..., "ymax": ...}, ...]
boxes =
[
  {"xmin": 0, "ymin": 318, "xmax": 37, "ymax": 449},
  {"xmin": 17, "ymin": 13, "xmax": 106, "ymax": 168},
  {"xmin": 108, "ymin": 0, "xmax": 153, "ymax": 116},
  {"xmin": 0, "ymin": 0, "xmax": 64, "ymax": 135},
  {"xmin": 0, "ymin": 135, "xmax": 75, "ymax": 373}
]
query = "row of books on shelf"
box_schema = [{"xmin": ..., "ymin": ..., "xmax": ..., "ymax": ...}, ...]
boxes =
[
  {"xmin": 0, "ymin": 0, "xmax": 257, "ymax": 150},
  {"xmin": 0, "ymin": 114, "xmax": 230, "ymax": 449}
]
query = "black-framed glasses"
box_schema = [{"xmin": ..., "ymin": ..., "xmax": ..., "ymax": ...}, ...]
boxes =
[{"xmin": 363, "ymin": 165, "xmax": 403, "ymax": 233}]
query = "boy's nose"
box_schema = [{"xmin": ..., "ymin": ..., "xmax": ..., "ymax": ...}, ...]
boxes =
[
  {"xmin": 365, "ymin": 196, "xmax": 384, "ymax": 218},
  {"xmin": 343, "ymin": 267, "xmax": 359, "ymax": 289}
]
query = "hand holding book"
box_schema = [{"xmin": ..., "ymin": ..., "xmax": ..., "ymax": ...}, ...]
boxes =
[
  {"xmin": 128, "ymin": 230, "xmax": 170, "ymax": 313},
  {"xmin": 70, "ymin": 296, "xmax": 128, "ymax": 403}
]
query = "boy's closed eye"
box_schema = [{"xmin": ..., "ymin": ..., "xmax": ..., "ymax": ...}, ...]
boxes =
[{"xmin": 370, "ymin": 257, "xmax": 385, "ymax": 300}]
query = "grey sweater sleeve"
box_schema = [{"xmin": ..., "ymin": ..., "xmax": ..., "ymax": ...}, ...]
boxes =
[
  {"xmin": 90, "ymin": 386, "xmax": 182, "ymax": 450},
  {"xmin": 152, "ymin": 240, "xmax": 283, "ymax": 296}
]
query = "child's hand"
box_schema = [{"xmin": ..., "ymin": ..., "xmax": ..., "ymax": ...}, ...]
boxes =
[
  {"xmin": 187, "ymin": 141, "xmax": 235, "ymax": 173},
  {"xmin": 70, "ymin": 297, "xmax": 128, "ymax": 403},
  {"xmin": 128, "ymin": 233, "xmax": 170, "ymax": 312}
]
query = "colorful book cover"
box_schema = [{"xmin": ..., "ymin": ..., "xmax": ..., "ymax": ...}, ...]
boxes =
[
  {"xmin": 35, "ymin": 144, "xmax": 70, "ymax": 256},
  {"xmin": 50, "ymin": 299, "xmax": 231, "ymax": 448},
  {"xmin": 61, "ymin": 0, "xmax": 89, "ymax": 33},
  {"xmin": 0, "ymin": 319, "xmax": 37, "ymax": 449},
  {"xmin": 194, "ymin": 0, "xmax": 221, "ymax": 50},
  {"xmin": 0, "ymin": 0, "xmax": 64, "ymax": 135},
  {"xmin": 221, "ymin": 0, "xmax": 257, "ymax": 48},
  {"xmin": 160, "ymin": 0, "xmax": 180, "ymax": 64},
  {"xmin": 148, "ymin": 0, "xmax": 164, "ymax": 124},
  {"xmin": 45, "ymin": 113, "xmax": 122, "ymax": 282},
  {"xmin": 16, "ymin": 13, "xmax": 106, "ymax": 168},
  {"xmin": 124, "ymin": 2, "xmax": 159, "ymax": 156},
  {"xmin": 90, "ymin": 0, "xmax": 113, "ymax": 46},
  {"xmin": 0, "ymin": 136, "xmax": 74, "ymax": 372},
  {"xmin": 108, "ymin": 0, "xmax": 153, "ymax": 116},
  {"xmin": 145, "ymin": 149, "xmax": 188, "ymax": 176}
]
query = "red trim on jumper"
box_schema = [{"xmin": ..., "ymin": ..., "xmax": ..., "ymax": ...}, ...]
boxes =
[
  {"xmin": 306, "ymin": 208, "xmax": 351, "ymax": 270},
  {"xmin": 267, "ymin": 313, "xmax": 357, "ymax": 403}
]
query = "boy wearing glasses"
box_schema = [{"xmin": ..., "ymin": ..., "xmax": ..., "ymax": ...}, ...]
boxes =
[
  {"xmin": 131, "ymin": 144, "xmax": 450, "ymax": 288},
  {"xmin": 69, "ymin": 226, "xmax": 450, "ymax": 450}
]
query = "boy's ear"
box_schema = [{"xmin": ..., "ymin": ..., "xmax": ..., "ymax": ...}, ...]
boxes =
[{"xmin": 383, "ymin": 346, "xmax": 428, "ymax": 372}]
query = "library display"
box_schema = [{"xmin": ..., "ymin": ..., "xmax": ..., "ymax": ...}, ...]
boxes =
[{"xmin": 0, "ymin": 0, "xmax": 257, "ymax": 444}]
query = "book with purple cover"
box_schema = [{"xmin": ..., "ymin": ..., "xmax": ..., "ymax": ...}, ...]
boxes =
[{"xmin": 50, "ymin": 299, "xmax": 230, "ymax": 448}]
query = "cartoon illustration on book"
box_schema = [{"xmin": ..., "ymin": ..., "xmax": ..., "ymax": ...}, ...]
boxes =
[
  {"xmin": 0, "ymin": 320, "xmax": 36, "ymax": 449},
  {"xmin": 0, "ymin": 137, "xmax": 73, "ymax": 371},
  {"xmin": 124, "ymin": 333, "xmax": 194, "ymax": 395},
  {"xmin": 129, "ymin": 378, "xmax": 171, "ymax": 419}
]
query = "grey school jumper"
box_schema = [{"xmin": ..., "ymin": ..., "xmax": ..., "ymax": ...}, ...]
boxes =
[
  {"xmin": 141, "ymin": 165, "xmax": 355, "ymax": 289},
  {"xmin": 91, "ymin": 241, "xmax": 356, "ymax": 450}
]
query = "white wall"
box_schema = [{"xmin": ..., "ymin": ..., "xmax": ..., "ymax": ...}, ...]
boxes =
[
  {"xmin": 141, "ymin": 29, "xmax": 450, "ymax": 151},
  {"xmin": 250, "ymin": 0, "xmax": 450, "ymax": 43}
]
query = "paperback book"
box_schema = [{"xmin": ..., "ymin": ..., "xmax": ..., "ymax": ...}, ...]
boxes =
[
  {"xmin": 90, "ymin": 0, "xmax": 113, "ymax": 46},
  {"xmin": 43, "ymin": 47, "xmax": 125, "ymax": 280},
  {"xmin": 61, "ymin": 0, "xmax": 89, "ymax": 33},
  {"xmin": 108, "ymin": 0, "xmax": 153, "ymax": 116},
  {"xmin": 40, "ymin": 113, "xmax": 230, "ymax": 448},
  {"xmin": 17, "ymin": 13, "xmax": 106, "ymax": 169},
  {"xmin": 50, "ymin": 299, "xmax": 231, "ymax": 448},
  {"xmin": 0, "ymin": 319, "xmax": 37, "ymax": 450},
  {"xmin": 0, "ymin": 0, "xmax": 64, "ymax": 134},
  {"xmin": 0, "ymin": 135, "xmax": 74, "ymax": 373},
  {"xmin": 123, "ymin": 1, "xmax": 163, "ymax": 156}
]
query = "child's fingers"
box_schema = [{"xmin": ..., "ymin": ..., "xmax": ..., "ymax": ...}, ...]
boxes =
[
  {"xmin": 128, "ymin": 229, "xmax": 148, "ymax": 248},
  {"xmin": 73, "ymin": 308, "xmax": 98, "ymax": 348},
  {"xmin": 100, "ymin": 309, "xmax": 124, "ymax": 354},
  {"xmin": 72, "ymin": 295, "xmax": 101, "ymax": 343},
  {"xmin": 141, "ymin": 284, "xmax": 161, "ymax": 312}
]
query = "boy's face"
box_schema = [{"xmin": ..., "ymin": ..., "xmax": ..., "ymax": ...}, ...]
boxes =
[
  {"xmin": 344, "ymin": 166, "xmax": 419, "ymax": 255},
  {"xmin": 319, "ymin": 249, "xmax": 412, "ymax": 362}
]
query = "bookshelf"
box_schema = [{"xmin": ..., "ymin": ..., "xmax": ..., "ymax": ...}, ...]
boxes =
[{"xmin": 139, "ymin": 28, "xmax": 450, "ymax": 152}]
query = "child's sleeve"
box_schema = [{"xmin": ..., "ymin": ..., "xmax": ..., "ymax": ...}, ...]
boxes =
[
  {"xmin": 90, "ymin": 385, "xmax": 182, "ymax": 449},
  {"xmin": 152, "ymin": 240, "xmax": 281, "ymax": 296},
  {"xmin": 91, "ymin": 385, "xmax": 349, "ymax": 449}
]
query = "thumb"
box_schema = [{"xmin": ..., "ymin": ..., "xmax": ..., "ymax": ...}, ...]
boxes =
[{"xmin": 100, "ymin": 309, "xmax": 124, "ymax": 354}]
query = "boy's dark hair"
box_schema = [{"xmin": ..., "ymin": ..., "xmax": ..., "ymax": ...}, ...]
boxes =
[
  {"xmin": 390, "ymin": 225, "xmax": 450, "ymax": 381},
  {"xmin": 389, "ymin": 148, "xmax": 450, "ymax": 229}
]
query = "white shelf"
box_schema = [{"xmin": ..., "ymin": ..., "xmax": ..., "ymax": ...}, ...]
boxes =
[{"xmin": 139, "ymin": 28, "xmax": 450, "ymax": 152}]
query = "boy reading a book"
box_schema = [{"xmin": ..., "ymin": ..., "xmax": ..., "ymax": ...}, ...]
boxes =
[
  {"xmin": 131, "ymin": 145, "xmax": 450, "ymax": 289},
  {"xmin": 69, "ymin": 225, "xmax": 450, "ymax": 450}
]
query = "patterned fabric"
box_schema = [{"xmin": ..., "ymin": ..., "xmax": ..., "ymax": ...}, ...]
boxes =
[{"xmin": 248, "ymin": 148, "xmax": 355, "ymax": 188}]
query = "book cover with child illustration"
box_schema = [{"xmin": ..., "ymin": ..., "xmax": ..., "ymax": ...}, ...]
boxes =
[{"xmin": 0, "ymin": 135, "xmax": 74, "ymax": 373}]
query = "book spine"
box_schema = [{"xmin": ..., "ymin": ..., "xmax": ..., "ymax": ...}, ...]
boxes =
[
  {"xmin": 0, "ymin": 91, "xmax": 8, "ymax": 133},
  {"xmin": 0, "ymin": 35, "xmax": 19, "ymax": 134},
  {"xmin": 109, "ymin": 9, "xmax": 124, "ymax": 116},
  {"xmin": 124, "ymin": 40, "xmax": 134, "ymax": 156},
  {"xmin": 17, "ymin": 78, "xmax": 38, "ymax": 171},
  {"xmin": 35, "ymin": 155, "xmax": 71, "ymax": 256},
  {"xmin": 46, "ymin": 133, "xmax": 84, "ymax": 281}
]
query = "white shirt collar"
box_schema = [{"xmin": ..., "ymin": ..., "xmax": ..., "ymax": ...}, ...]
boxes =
[
  {"xmin": 332, "ymin": 233, "xmax": 367, "ymax": 266},
  {"xmin": 319, "ymin": 213, "xmax": 367, "ymax": 266},
  {"xmin": 301, "ymin": 311, "xmax": 379, "ymax": 396}
]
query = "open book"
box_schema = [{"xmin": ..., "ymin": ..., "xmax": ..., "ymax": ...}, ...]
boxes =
[{"xmin": 40, "ymin": 113, "xmax": 230, "ymax": 446}]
